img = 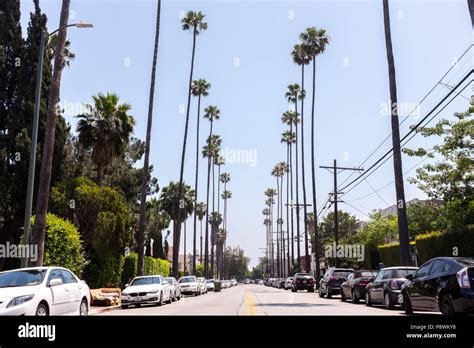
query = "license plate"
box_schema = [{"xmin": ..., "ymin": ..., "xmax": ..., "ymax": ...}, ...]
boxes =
[{"xmin": 135, "ymin": 297, "xmax": 142, "ymax": 302}]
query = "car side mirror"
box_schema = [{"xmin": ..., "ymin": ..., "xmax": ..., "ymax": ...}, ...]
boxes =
[
  {"xmin": 405, "ymin": 274, "xmax": 413, "ymax": 281},
  {"xmin": 49, "ymin": 278, "xmax": 63, "ymax": 287},
  {"xmin": 124, "ymin": 283, "xmax": 130, "ymax": 288}
]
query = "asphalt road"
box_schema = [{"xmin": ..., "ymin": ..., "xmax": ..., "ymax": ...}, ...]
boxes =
[{"xmin": 95, "ymin": 284, "xmax": 420, "ymax": 316}]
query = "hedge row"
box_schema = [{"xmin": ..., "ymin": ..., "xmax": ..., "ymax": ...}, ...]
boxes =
[
  {"xmin": 377, "ymin": 241, "xmax": 416, "ymax": 267},
  {"xmin": 415, "ymin": 231, "xmax": 474, "ymax": 263},
  {"xmin": 121, "ymin": 253, "xmax": 171, "ymax": 285},
  {"xmin": 377, "ymin": 230, "xmax": 474, "ymax": 267}
]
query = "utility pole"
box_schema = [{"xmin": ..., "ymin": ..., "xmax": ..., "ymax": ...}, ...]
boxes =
[{"xmin": 320, "ymin": 160, "xmax": 363, "ymax": 267}]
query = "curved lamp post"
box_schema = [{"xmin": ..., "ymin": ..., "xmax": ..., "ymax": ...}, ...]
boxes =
[{"xmin": 21, "ymin": 22, "xmax": 93, "ymax": 268}]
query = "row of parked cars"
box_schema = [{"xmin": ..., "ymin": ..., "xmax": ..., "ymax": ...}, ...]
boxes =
[
  {"xmin": 0, "ymin": 265, "xmax": 239, "ymax": 315},
  {"xmin": 121, "ymin": 276, "xmax": 237, "ymax": 309},
  {"xmin": 265, "ymin": 257, "xmax": 474, "ymax": 316}
]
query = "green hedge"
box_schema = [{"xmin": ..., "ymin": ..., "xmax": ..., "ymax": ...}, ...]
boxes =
[
  {"xmin": 415, "ymin": 231, "xmax": 474, "ymax": 264},
  {"xmin": 377, "ymin": 241, "xmax": 416, "ymax": 267},
  {"xmin": 32, "ymin": 214, "xmax": 86, "ymax": 277},
  {"xmin": 121, "ymin": 253, "xmax": 171, "ymax": 285}
]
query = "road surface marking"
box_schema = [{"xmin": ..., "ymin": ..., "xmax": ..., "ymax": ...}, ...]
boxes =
[{"xmin": 246, "ymin": 289, "xmax": 257, "ymax": 315}]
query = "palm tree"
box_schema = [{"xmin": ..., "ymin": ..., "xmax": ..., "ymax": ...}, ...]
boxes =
[
  {"xmin": 220, "ymin": 173, "xmax": 231, "ymax": 271},
  {"xmin": 281, "ymin": 130, "xmax": 295, "ymax": 275},
  {"xmin": 285, "ymin": 84, "xmax": 303, "ymax": 271},
  {"xmin": 264, "ymin": 188, "xmax": 277, "ymax": 276},
  {"xmin": 211, "ymin": 155, "xmax": 225, "ymax": 276},
  {"xmin": 202, "ymin": 134, "xmax": 222, "ymax": 277},
  {"xmin": 137, "ymin": 0, "xmax": 162, "ymax": 276},
  {"xmin": 175, "ymin": 11, "xmax": 208, "ymax": 277},
  {"xmin": 277, "ymin": 161, "xmax": 289, "ymax": 275},
  {"xmin": 291, "ymin": 43, "xmax": 312, "ymax": 273},
  {"xmin": 159, "ymin": 182, "xmax": 195, "ymax": 277},
  {"xmin": 271, "ymin": 165, "xmax": 282, "ymax": 277},
  {"xmin": 281, "ymin": 112, "xmax": 298, "ymax": 268},
  {"xmin": 262, "ymin": 207, "xmax": 271, "ymax": 274},
  {"xmin": 216, "ymin": 228, "xmax": 227, "ymax": 279},
  {"xmin": 209, "ymin": 211, "xmax": 222, "ymax": 277},
  {"xmin": 31, "ymin": 0, "xmax": 71, "ymax": 266},
  {"xmin": 382, "ymin": 0, "xmax": 410, "ymax": 265},
  {"xmin": 191, "ymin": 78, "xmax": 210, "ymax": 274},
  {"xmin": 76, "ymin": 93, "xmax": 135, "ymax": 185},
  {"xmin": 195, "ymin": 201, "xmax": 207, "ymax": 264}
]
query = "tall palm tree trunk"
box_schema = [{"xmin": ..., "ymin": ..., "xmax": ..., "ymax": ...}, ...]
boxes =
[
  {"xmin": 280, "ymin": 171, "xmax": 285, "ymax": 276},
  {"xmin": 137, "ymin": 0, "xmax": 161, "ymax": 276},
  {"xmin": 294, "ymin": 98, "xmax": 301, "ymax": 272},
  {"xmin": 204, "ymin": 122, "xmax": 213, "ymax": 277},
  {"xmin": 300, "ymin": 65, "xmax": 310, "ymax": 273},
  {"xmin": 468, "ymin": 0, "xmax": 474, "ymax": 26},
  {"xmin": 174, "ymin": 28, "xmax": 197, "ymax": 278},
  {"xmin": 383, "ymin": 0, "xmax": 410, "ymax": 265},
  {"xmin": 289, "ymin": 124, "xmax": 295, "ymax": 269},
  {"xmin": 276, "ymin": 177, "xmax": 280, "ymax": 278},
  {"xmin": 200, "ymin": 218, "xmax": 203, "ymax": 263},
  {"xmin": 286, "ymin": 144, "xmax": 291, "ymax": 276},
  {"xmin": 310, "ymin": 57, "xmax": 321, "ymax": 282},
  {"xmin": 31, "ymin": 0, "xmax": 70, "ymax": 266},
  {"xmin": 210, "ymin": 162, "xmax": 216, "ymax": 277},
  {"xmin": 192, "ymin": 94, "xmax": 202, "ymax": 275}
]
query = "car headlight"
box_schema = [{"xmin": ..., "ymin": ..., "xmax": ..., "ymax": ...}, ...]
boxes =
[
  {"xmin": 7, "ymin": 294, "xmax": 35, "ymax": 308},
  {"xmin": 149, "ymin": 290, "xmax": 159, "ymax": 294}
]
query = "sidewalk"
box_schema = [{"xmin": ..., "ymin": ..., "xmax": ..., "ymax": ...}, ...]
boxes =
[{"xmin": 90, "ymin": 305, "xmax": 120, "ymax": 315}]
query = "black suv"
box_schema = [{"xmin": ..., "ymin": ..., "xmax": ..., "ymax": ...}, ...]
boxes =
[
  {"xmin": 319, "ymin": 268, "xmax": 353, "ymax": 298},
  {"xmin": 401, "ymin": 257, "xmax": 474, "ymax": 315}
]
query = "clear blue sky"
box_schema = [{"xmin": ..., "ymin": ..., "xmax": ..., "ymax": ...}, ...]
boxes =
[{"xmin": 20, "ymin": 0, "xmax": 472, "ymax": 267}]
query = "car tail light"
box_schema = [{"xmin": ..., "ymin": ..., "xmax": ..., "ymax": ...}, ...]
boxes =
[
  {"xmin": 359, "ymin": 280, "xmax": 370, "ymax": 285},
  {"xmin": 330, "ymin": 276, "xmax": 337, "ymax": 281},
  {"xmin": 309, "ymin": 278, "xmax": 314, "ymax": 284},
  {"xmin": 390, "ymin": 280, "xmax": 398, "ymax": 289},
  {"xmin": 456, "ymin": 268, "xmax": 470, "ymax": 289}
]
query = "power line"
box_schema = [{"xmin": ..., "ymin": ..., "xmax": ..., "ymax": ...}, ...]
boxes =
[
  {"xmin": 338, "ymin": 44, "xmax": 473, "ymax": 188},
  {"xmin": 339, "ymin": 71, "xmax": 472, "ymax": 196}
]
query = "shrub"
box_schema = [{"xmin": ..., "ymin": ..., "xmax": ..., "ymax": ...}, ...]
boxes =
[
  {"xmin": 377, "ymin": 241, "xmax": 416, "ymax": 267},
  {"xmin": 32, "ymin": 214, "xmax": 86, "ymax": 276},
  {"xmin": 85, "ymin": 252, "xmax": 124, "ymax": 289},
  {"xmin": 415, "ymin": 230, "xmax": 474, "ymax": 264},
  {"xmin": 122, "ymin": 253, "xmax": 138, "ymax": 285},
  {"xmin": 157, "ymin": 258, "xmax": 171, "ymax": 277}
]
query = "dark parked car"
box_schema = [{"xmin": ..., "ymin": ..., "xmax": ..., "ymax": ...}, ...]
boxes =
[
  {"xmin": 341, "ymin": 270, "xmax": 377, "ymax": 303},
  {"xmin": 291, "ymin": 273, "xmax": 315, "ymax": 292},
  {"xmin": 365, "ymin": 266, "xmax": 417, "ymax": 309},
  {"xmin": 319, "ymin": 268, "xmax": 354, "ymax": 298},
  {"xmin": 278, "ymin": 278, "xmax": 286, "ymax": 289},
  {"xmin": 401, "ymin": 257, "xmax": 474, "ymax": 315}
]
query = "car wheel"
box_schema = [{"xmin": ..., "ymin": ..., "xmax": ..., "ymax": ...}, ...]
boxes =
[
  {"xmin": 158, "ymin": 292, "xmax": 164, "ymax": 306},
  {"xmin": 79, "ymin": 298, "xmax": 88, "ymax": 316},
  {"xmin": 365, "ymin": 291, "xmax": 372, "ymax": 306},
  {"xmin": 35, "ymin": 302, "xmax": 49, "ymax": 316},
  {"xmin": 341, "ymin": 290, "xmax": 346, "ymax": 302},
  {"xmin": 121, "ymin": 305, "xmax": 129, "ymax": 309},
  {"xmin": 403, "ymin": 293, "xmax": 413, "ymax": 315},
  {"xmin": 291, "ymin": 286, "xmax": 296, "ymax": 293},
  {"xmin": 167, "ymin": 292, "xmax": 172, "ymax": 304},
  {"xmin": 172, "ymin": 291, "xmax": 176, "ymax": 302},
  {"xmin": 319, "ymin": 288, "xmax": 325, "ymax": 298},
  {"xmin": 326, "ymin": 289, "xmax": 332, "ymax": 299},
  {"xmin": 352, "ymin": 291, "xmax": 359, "ymax": 304},
  {"xmin": 440, "ymin": 294, "xmax": 455, "ymax": 316},
  {"xmin": 384, "ymin": 292, "xmax": 394, "ymax": 310}
]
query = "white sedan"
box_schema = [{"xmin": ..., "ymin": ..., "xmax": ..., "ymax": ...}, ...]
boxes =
[
  {"xmin": 0, "ymin": 267, "xmax": 90, "ymax": 316},
  {"xmin": 121, "ymin": 275, "xmax": 172, "ymax": 309}
]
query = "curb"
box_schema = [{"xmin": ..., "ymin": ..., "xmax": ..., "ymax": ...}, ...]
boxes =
[{"xmin": 90, "ymin": 305, "xmax": 120, "ymax": 315}]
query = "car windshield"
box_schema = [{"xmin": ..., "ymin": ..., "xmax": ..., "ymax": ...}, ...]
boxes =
[
  {"xmin": 165, "ymin": 278, "xmax": 173, "ymax": 283},
  {"xmin": 0, "ymin": 269, "xmax": 47, "ymax": 288},
  {"xmin": 391, "ymin": 269, "xmax": 417, "ymax": 278},
  {"xmin": 333, "ymin": 271, "xmax": 352, "ymax": 277},
  {"xmin": 206, "ymin": 280, "xmax": 214, "ymax": 283},
  {"xmin": 131, "ymin": 277, "xmax": 161, "ymax": 286},
  {"xmin": 179, "ymin": 277, "xmax": 196, "ymax": 283}
]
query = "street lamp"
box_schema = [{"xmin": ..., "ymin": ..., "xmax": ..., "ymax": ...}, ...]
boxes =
[{"xmin": 21, "ymin": 22, "xmax": 93, "ymax": 268}]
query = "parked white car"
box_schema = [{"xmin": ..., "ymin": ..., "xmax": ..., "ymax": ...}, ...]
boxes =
[
  {"xmin": 220, "ymin": 279, "xmax": 228, "ymax": 289},
  {"xmin": 121, "ymin": 275, "xmax": 171, "ymax": 309},
  {"xmin": 284, "ymin": 277, "xmax": 294, "ymax": 290},
  {"xmin": 178, "ymin": 276, "xmax": 199, "ymax": 296},
  {"xmin": 197, "ymin": 277, "xmax": 207, "ymax": 294},
  {"xmin": 165, "ymin": 277, "xmax": 182, "ymax": 301},
  {"xmin": 231, "ymin": 279, "xmax": 237, "ymax": 287},
  {"xmin": 0, "ymin": 267, "xmax": 90, "ymax": 316},
  {"xmin": 206, "ymin": 279, "xmax": 215, "ymax": 291}
]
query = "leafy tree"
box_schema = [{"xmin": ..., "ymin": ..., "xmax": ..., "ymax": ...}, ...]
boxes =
[
  {"xmin": 406, "ymin": 200, "xmax": 443, "ymax": 236},
  {"xmin": 359, "ymin": 212, "xmax": 399, "ymax": 247},
  {"xmin": 145, "ymin": 198, "xmax": 170, "ymax": 259},
  {"xmin": 403, "ymin": 99, "xmax": 473, "ymax": 234},
  {"xmin": 222, "ymin": 246, "xmax": 250, "ymax": 281}
]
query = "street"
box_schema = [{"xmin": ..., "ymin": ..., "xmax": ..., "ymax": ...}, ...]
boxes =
[{"xmin": 95, "ymin": 284, "xmax": 421, "ymax": 316}]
